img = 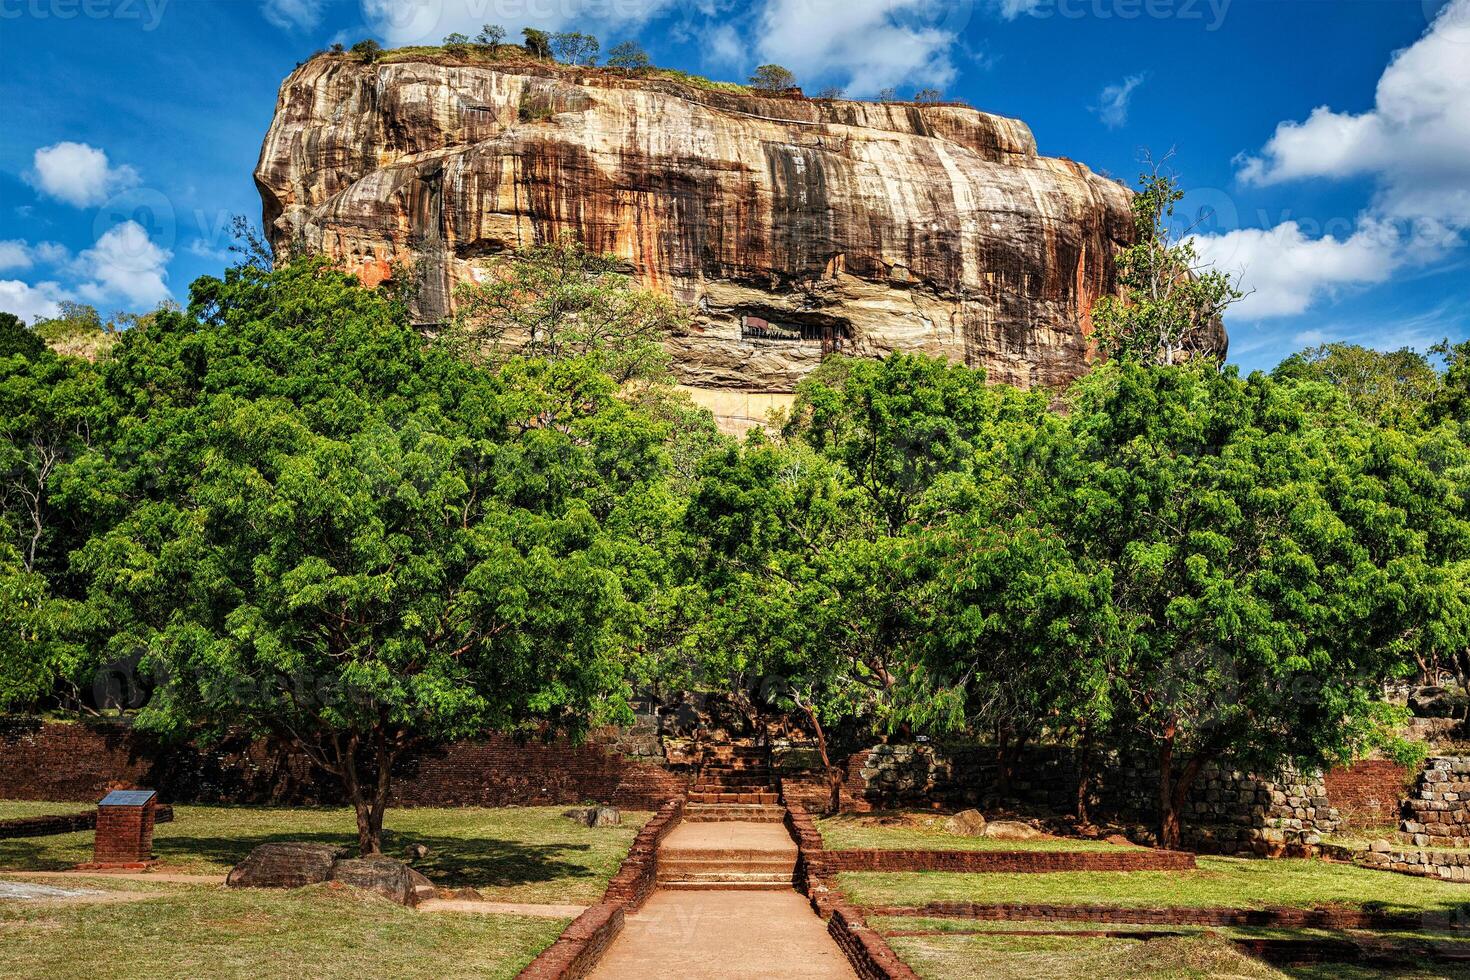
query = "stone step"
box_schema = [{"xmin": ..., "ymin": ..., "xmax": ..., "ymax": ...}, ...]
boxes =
[
  {"xmin": 688, "ymin": 791, "xmax": 781, "ymax": 805},
  {"xmin": 659, "ymin": 879, "xmax": 795, "ymax": 891},
  {"xmin": 683, "ymin": 803, "xmax": 787, "ymax": 823},
  {"xmin": 657, "ymin": 869, "xmax": 794, "ymax": 884},
  {"xmin": 658, "ymin": 851, "xmax": 795, "ymax": 867}
]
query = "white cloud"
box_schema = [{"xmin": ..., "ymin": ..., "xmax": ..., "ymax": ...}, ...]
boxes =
[
  {"xmin": 0, "ymin": 280, "xmax": 68, "ymax": 323},
  {"xmin": 261, "ymin": 0, "xmax": 325, "ymax": 30},
  {"xmin": 0, "ymin": 242, "xmax": 33, "ymax": 271},
  {"xmin": 1236, "ymin": 0, "xmax": 1470, "ymax": 228},
  {"xmin": 755, "ymin": 0, "xmax": 957, "ymax": 97},
  {"xmin": 0, "ymin": 240, "xmax": 70, "ymax": 272},
  {"xmin": 702, "ymin": 23, "xmax": 744, "ymax": 69},
  {"xmin": 73, "ymin": 221, "xmax": 172, "ymax": 308},
  {"xmin": 26, "ymin": 142, "xmax": 140, "ymax": 208},
  {"xmin": 364, "ymin": 0, "xmax": 674, "ymax": 48},
  {"xmin": 1207, "ymin": 0, "xmax": 1470, "ymax": 326},
  {"xmin": 1092, "ymin": 74, "xmax": 1144, "ymax": 129},
  {"xmin": 990, "ymin": 0, "xmax": 1044, "ymax": 17},
  {"xmin": 1193, "ymin": 219, "xmax": 1402, "ymax": 320}
]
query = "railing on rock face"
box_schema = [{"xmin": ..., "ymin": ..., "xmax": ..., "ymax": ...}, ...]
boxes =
[{"xmin": 740, "ymin": 315, "xmax": 847, "ymax": 355}]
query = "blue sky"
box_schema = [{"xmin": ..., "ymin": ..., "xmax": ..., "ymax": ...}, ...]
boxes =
[{"xmin": 2, "ymin": 0, "xmax": 1467, "ymax": 372}]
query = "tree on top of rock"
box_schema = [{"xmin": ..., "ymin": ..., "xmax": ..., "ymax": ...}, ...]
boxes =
[
  {"xmin": 551, "ymin": 32, "xmax": 600, "ymax": 67},
  {"xmin": 749, "ymin": 64, "xmax": 796, "ymax": 92},
  {"xmin": 522, "ymin": 28, "xmax": 552, "ymax": 60},
  {"xmin": 605, "ymin": 41, "xmax": 650, "ymax": 72}
]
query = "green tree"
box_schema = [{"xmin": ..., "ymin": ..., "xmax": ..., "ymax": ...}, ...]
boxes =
[
  {"xmin": 350, "ymin": 39, "xmax": 382, "ymax": 63},
  {"xmin": 1057, "ymin": 361, "xmax": 1458, "ymax": 847},
  {"xmin": 912, "ymin": 87, "xmax": 943, "ymax": 103},
  {"xmin": 749, "ymin": 64, "xmax": 796, "ymax": 92},
  {"xmin": 605, "ymin": 40, "xmax": 650, "ymax": 71},
  {"xmin": 475, "ymin": 23, "xmax": 506, "ymax": 48},
  {"xmin": 77, "ymin": 259, "xmax": 668, "ymax": 854},
  {"xmin": 551, "ymin": 31, "xmax": 600, "ymax": 66},
  {"xmin": 1272, "ymin": 342, "xmax": 1440, "ymax": 428},
  {"xmin": 450, "ymin": 237, "xmax": 683, "ymax": 384},
  {"xmin": 522, "ymin": 28, "xmax": 552, "ymax": 60},
  {"xmin": 1430, "ymin": 338, "xmax": 1470, "ymax": 425},
  {"xmin": 1092, "ymin": 168, "xmax": 1240, "ymax": 366},
  {"xmin": 684, "ymin": 354, "xmax": 1022, "ymax": 809},
  {"xmin": 0, "ymin": 312, "xmax": 44, "ymax": 360}
]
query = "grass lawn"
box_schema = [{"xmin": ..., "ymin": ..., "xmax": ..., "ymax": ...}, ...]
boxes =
[
  {"xmin": 817, "ymin": 813, "xmax": 1131, "ymax": 853},
  {"xmin": 0, "ymin": 801, "xmax": 91, "ymax": 821},
  {"xmin": 888, "ymin": 931, "xmax": 1286, "ymax": 980},
  {"xmin": 884, "ymin": 930, "xmax": 1470, "ymax": 980},
  {"xmin": 0, "ymin": 883, "xmax": 566, "ymax": 980},
  {"xmin": 839, "ymin": 857, "xmax": 1470, "ymax": 918},
  {"xmin": 0, "ymin": 803, "xmax": 649, "ymax": 904}
]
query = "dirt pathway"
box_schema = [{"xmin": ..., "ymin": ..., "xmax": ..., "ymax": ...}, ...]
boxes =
[
  {"xmin": 591, "ymin": 820, "xmax": 856, "ymax": 979},
  {"xmin": 591, "ymin": 888, "xmax": 857, "ymax": 979}
]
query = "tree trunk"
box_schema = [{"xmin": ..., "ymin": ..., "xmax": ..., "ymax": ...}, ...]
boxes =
[
  {"xmin": 1157, "ymin": 719, "xmax": 1208, "ymax": 851},
  {"xmin": 1075, "ymin": 726, "xmax": 1093, "ymax": 826},
  {"xmin": 1158, "ymin": 720, "xmax": 1180, "ymax": 850},
  {"xmin": 995, "ymin": 723, "xmax": 1012, "ymax": 800},
  {"xmin": 338, "ymin": 733, "xmax": 396, "ymax": 856},
  {"xmin": 802, "ymin": 704, "xmax": 842, "ymax": 815}
]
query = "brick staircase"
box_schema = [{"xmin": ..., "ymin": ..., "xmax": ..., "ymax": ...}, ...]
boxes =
[
  {"xmin": 684, "ymin": 740, "xmax": 785, "ymax": 823},
  {"xmin": 655, "ymin": 841, "xmax": 798, "ymax": 890}
]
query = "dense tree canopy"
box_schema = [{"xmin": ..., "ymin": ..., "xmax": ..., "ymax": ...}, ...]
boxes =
[{"xmin": 1, "ymin": 222, "xmax": 1465, "ymax": 853}]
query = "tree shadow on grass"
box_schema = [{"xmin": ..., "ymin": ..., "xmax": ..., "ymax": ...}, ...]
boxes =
[{"xmin": 149, "ymin": 831, "xmax": 597, "ymax": 890}]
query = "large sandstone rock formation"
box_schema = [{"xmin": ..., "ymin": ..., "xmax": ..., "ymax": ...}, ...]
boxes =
[{"xmin": 256, "ymin": 55, "xmax": 1224, "ymax": 426}]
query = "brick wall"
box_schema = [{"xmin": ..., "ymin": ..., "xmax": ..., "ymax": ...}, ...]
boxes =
[
  {"xmin": 855, "ymin": 901, "xmax": 1430, "ymax": 932},
  {"xmin": 820, "ymin": 848, "xmax": 1196, "ymax": 873},
  {"xmin": 91, "ymin": 801, "xmax": 156, "ymax": 865},
  {"xmin": 0, "ymin": 720, "xmax": 685, "ymax": 810},
  {"xmin": 1323, "ymin": 759, "xmax": 1410, "ymax": 829}
]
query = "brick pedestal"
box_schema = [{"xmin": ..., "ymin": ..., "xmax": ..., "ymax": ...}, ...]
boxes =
[{"xmin": 89, "ymin": 789, "xmax": 158, "ymax": 868}]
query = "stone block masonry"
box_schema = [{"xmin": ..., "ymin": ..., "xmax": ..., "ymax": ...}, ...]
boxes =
[{"xmin": 1402, "ymin": 756, "xmax": 1470, "ymax": 848}]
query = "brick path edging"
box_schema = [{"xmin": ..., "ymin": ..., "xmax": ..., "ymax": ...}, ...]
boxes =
[
  {"xmin": 517, "ymin": 796, "xmax": 686, "ymax": 980},
  {"xmin": 822, "ymin": 847, "xmax": 1196, "ymax": 873},
  {"xmin": 855, "ymin": 900, "xmax": 1439, "ymax": 933},
  {"xmin": 0, "ymin": 805, "xmax": 174, "ymax": 841},
  {"xmin": 517, "ymin": 903, "xmax": 625, "ymax": 980},
  {"xmin": 785, "ymin": 804, "xmax": 920, "ymax": 980},
  {"xmin": 599, "ymin": 797, "xmax": 685, "ymax": 912}
]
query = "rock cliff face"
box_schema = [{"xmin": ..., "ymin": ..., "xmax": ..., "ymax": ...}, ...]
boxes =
[{"xmin": 256, "ymin": 55, "xmax": 1222, "ymax": 425}]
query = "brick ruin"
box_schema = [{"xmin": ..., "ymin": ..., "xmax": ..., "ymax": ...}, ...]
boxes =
[{"xmin": 0, "ymin": 715, "xmax": 1421, "ymax": 859}]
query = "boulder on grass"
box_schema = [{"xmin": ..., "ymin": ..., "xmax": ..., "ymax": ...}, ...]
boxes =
[
  {"xmin": 982, "ymin": 820, "xmax": 1042, "ymax": 841},
  {"xmin": 226, "ymin": 842, "xmax": 347, "ymax": 889},
  {"xmin": 943, "ymin": 809, "xmax": 987, "ymax": 837},
  {"xmin": 330, "ymin": 856, "xmax": 436, "ymax": 907},
  {"xmin": 562, "ymin": 806, "xmax": 621, "ymax": 827}
]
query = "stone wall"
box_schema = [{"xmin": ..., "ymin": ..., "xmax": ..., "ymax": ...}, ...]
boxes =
[
  {"xmin": 1103, "ymin": 761, "xmax": 1341, "ymax": 856},
  {"xmin": 0, "ymin": 719, "xmax": 686, "ymax": 810},
  {"xmin": 794, "ymin": 741, "xmax": 1343, "ymax": 855},
  {"xmin": 1402, "ymin": 757, "xmax": 1470, "ymax": 848}
]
